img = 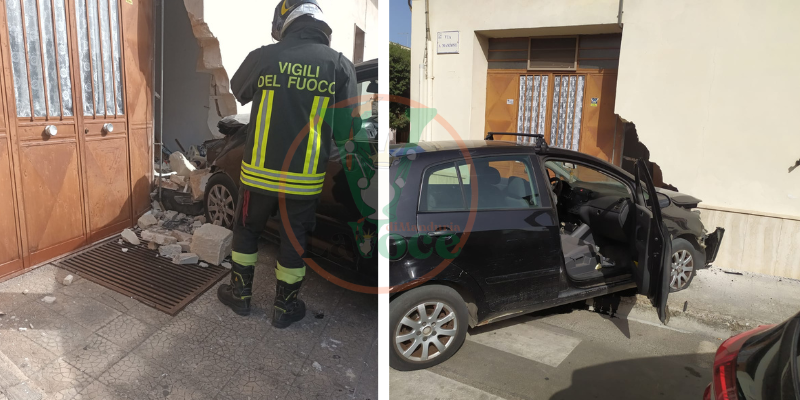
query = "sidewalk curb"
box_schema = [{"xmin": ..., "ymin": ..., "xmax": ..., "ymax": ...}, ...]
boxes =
[{"xmin": 629, "ymin": 295, "xmax": 767, "ymax": 334}]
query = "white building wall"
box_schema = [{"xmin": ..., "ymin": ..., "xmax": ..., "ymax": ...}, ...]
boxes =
[{"xmin": 202, "ymin": 0, "xmax": 378, "ymax": 114}]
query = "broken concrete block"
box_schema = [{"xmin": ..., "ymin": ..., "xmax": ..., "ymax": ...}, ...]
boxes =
[
  {"xmin": 137, "ymin": 212, "xmax": 158, "ymax": 229},
  {"xmin": 121, "ymin": 229, "xmax": 140, "ymax": 245},
  {"xmin": 170, "ymin": 230, "xmax": 193, "ymax": 242},
  {"xmin": 172, "ymin": 253, "xmax": 199, "ymax": 265},
  {"xmin": 169, "ymin": 152, "xmax": 196, "ymax": 176},
  {"xmin": 191, "ymin": 224, "xmax": 233, "ymax": 266},
  {"xmin": 41, "ymin": 296, "xmax": 56, "ymax": 304},
  {"xmin": 170, "ymin": 174, "xmax": 188, "ymax": 186},
  {"xmin": 63, "ymin": 275, "xmax": 73, "ymax": 286},
  {"xmin": 163, "ymin": 210, "xmax": 179, "ymax": 221},
  {"xmin": 158, "ymin": 244, "xmax": 183, "ymax": 258},
  {"xmin": 141, "ymin": 230, "xmax": 178, "ymax": 245},
  {"xmin": 160, "ymin": 179, "xmax": 181, "ymax": 191},
  {"xmin": 177, "ymin": 241, "xmax": 192, "ymax": 252},
  {"xmin": 198, "ymin": 262, "xmax": 208, "ymax": 268},
  {"xmin": 189, "ymin": 169, "xmax": 211, "ymax": 201}
]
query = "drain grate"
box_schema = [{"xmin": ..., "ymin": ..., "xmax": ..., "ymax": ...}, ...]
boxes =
[{"xmin": 56, "ymin": 234, "xmax": 229, "ymax": 315}]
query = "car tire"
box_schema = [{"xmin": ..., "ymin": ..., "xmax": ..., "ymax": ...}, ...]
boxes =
[
  {"xmin": 204, "ymin": 173, "xmax": 238, "ymax": 229},
  {"xmin": 389, "ymin": 285, "xmax": 469, "ymax": 371},
  {"xmin": 669, "ymin": 238, "xmax": 699, "ymax": 292}
]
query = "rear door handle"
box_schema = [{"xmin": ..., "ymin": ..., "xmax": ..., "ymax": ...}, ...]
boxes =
[{"xmin": 428, "ymin": 230, "xmax": 455, "ymax": 237}]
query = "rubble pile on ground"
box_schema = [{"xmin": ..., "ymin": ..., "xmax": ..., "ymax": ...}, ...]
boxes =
[
  {"xmin": 125, "ymin": 204, "xmax": 230, "ymax": 267},
  {"xmin": 154, "ymin": 150, "xmax": 211, "ymax": 197}
]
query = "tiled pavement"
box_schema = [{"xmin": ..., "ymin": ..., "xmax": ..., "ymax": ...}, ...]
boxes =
[{"xmin": 0, "ymin": 242, "xmax": 378, "ymax": 400}]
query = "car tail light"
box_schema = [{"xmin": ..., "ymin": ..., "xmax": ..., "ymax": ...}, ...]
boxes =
[{"xmin": 711, "ymin": 325, "xmax": 774, "ymax": 400}]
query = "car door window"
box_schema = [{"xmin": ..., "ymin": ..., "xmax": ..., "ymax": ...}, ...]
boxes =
[{"xmin": 420, "ymin": 163, "xmax": 465, "ymax": 212}]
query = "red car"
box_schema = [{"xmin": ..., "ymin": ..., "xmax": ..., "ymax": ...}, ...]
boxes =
[{"xmin": 704, "ymin": 311, "xmax": 800, "ymax": 400}]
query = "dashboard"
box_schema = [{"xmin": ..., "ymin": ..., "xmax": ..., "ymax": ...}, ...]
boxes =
[{"xmin": 558, "ymin": 181, "xmax": 631, "ymax": 243}]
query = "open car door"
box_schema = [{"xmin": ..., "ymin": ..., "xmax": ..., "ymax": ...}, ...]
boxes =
[{"xmin": 632, "ymin": 160, "xmax": 672, "ymax": 324}]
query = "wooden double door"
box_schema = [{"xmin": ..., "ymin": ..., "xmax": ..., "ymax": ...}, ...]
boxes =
[{"xmin": 0, "ymin": 0, "xmax": 153, "ymax": 279}]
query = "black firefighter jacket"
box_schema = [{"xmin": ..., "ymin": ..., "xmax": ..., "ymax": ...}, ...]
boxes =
[{"xmin": 230, "ymin": 24, "xmax": 358, "ymax": 199}]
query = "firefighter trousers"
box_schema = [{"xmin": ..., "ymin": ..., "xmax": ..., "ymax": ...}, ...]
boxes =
[{"xmin": 231, "ymin": 188, "xmax": 318, "ymax": 284}]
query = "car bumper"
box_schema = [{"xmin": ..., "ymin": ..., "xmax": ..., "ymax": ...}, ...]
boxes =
[{"xmin": 704, "ymin": 227, "xmax": 725, "ymax": 264}]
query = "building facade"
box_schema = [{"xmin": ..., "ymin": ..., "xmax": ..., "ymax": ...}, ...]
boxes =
[{"xmin": 409, "ymin": 0, "xmax": 800, "ymax": 278}]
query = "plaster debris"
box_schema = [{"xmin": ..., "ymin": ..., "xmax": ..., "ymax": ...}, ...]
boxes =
[
  {"xmin": 191, "ymin": 224, "xmax": 233, "ymax": 266},
  {"xmin": 169, "ymin": 151, "xmax": 196, "ymax": 176},
  {"xmin": 170, "ymin": 230, "xmax": 193, "ymax": 242},
  {"xmin": 41, "ymin": 296, "xmax": 56, "ymax": 304},
  {"xmin": 312, "ymin": 361, "xmax": 322, "ymax": 372},
  {"xmin": 137, "ymin": 212, "xmax": 158, "ymax": 229},
  {"xmin": 221, "ymin": 262, "xmax": 232, "ymax": 269},
  {"xmin": 163, "ymin": 211, "xmax": 179, "ymax": 221},
  {"xmin": 190, "ymin": 169, "xmax": 211, "ymax": 201},
  {"xmin": 18, "ymin": 327, "xmax": 26, "ymax": 332},
  {"xmin": 198, "ymin": 262, "xmax": 208, "ymax": 268},
  {"xmin": 142, "ymin": 230, "xmax": 178, "ymax": 245},
  {"xmin": 148, "ymin": 242, "xmax": 158, "ymax": 250},
  {"xmin": 170, "ymin": 174, "xmax": 188, "ymax": 186},
  {"xmin": 63, "ymin": 275, "xmax": 74, "ymax": 286},
  {"xmin": 193, "ymin": 215, "xmax": 206, "ymax": 223},
  {"xmin": 22, "ymin": 290, "xmax": 28, "ymax": 295},
  {"xmin": 172, "ymin": 253, "xmax": 199, "ymax": 265},
  {"xmin": 158, "ymin": 244, "xmax": 183, "ymax": 258},
  {"xmin": 152, "ymin": 200, "xmax": 163, "ymax": 212},
  {"xmin": 122, "ymin": 248, "xmax": 129, "ymax": 253},
  {"xmin": 159, "ymin": 179, "xmax": 181, "ymax": 191},
  {"xmin": 192, "ymin": 221, "xmax": 203, "ymax": 228},
  {"xmin": 118, "ymin": 239, "xmax": 124, "ymax": 245},
  {"xmin": 177, "ymin": 241, "xmax": 192, "ymax": 252},
  {"xmin": 345, "ymin": 369, "xmax": 356, "ymax": 381},
  {"xmin": 121, "ymin": 229, "xmax": 141, "ymax": 245}
]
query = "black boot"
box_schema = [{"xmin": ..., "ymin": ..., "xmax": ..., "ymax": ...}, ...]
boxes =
[
  {"xmin": 217, "ymin": 262, "xmax": 253, "ymax": 316},
  {"xmin": 272, "ymin": 280, "xmax": 306, "ymax": 329}
]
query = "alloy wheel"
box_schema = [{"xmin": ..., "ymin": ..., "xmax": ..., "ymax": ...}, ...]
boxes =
[
  {"xmin": 394, "ymin": 301, "xmax": 458, "ymax": 362},
  {"xmin": 207, "ymin": 184, "xmax": 235, "ymax": 228},
  {"xmin": 670, "ymin": 249, "xmax": 694, "ymax": 290}
]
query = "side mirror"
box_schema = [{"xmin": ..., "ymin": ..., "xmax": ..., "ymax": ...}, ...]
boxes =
[{"xmin": 656, "ymin": 192, "xmax": 671, "ymax": 209}]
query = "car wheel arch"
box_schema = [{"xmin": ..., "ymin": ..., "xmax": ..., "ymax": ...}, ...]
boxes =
[
  {"xmin": 677, "ymin": 234, "xmax": 707, "ymax": 263},
  {"xmin": 393, "ymin": 280, "xmax": 480, "ymax": 328}
]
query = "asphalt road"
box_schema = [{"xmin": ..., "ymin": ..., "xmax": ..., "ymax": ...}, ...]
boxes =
[{"xmin": 390, "ymin": 300, "xmax": 727, "ymax": 400}]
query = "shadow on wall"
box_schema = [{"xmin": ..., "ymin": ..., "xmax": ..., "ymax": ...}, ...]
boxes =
[{"xmin": 619, "ymin": 122, "xmax": 679, "ymax": 192}]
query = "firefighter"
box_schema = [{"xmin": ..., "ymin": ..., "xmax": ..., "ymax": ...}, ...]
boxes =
[{"xmin": 217, "ymin": 0, "xmax": 358, "ymax": 329}]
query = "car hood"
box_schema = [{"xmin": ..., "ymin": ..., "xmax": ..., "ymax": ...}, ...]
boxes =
[{"xmin": 656, "ymin": 187, "xmax": 702, "ymax": 208}]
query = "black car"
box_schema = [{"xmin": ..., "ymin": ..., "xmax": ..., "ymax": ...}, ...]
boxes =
[
  {"xmin": 202, "ymin": 59, "xmax": 378, "ymax": 285},
  {"xmin": 547, "ymin": 160, "xmax": 725, "ymax": 292},
  {"xmin": 387, "ymin": 134, "xmax": 709, "ymax": 370}
]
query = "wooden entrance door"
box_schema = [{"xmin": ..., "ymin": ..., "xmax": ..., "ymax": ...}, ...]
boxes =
[{"xmin": 0, "ymin": 0, "xmax": 131, "ymax": 268}]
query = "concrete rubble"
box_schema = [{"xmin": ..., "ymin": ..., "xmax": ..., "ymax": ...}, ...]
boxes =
[
  {"xmin": 141, "ymin": 230, "xmax": 177, "ymax": 245},
  {"xmin": 169, "ymin": 151, "xmax": 196, "ymax": 176},
  {"xmin": 173, "ymin": 253, "xmax": 199, "ymax": 265},
  {"xmin": 137, "ymin": 212, "xmax": 158, "ymax": 229},
  {"xmin": 41, "ymin": 296, "xmax": 55, "ymax": 304},
  {"xmin": 191, "ymin": 223, "xmax": 233, "ymax": 266},
  {"xmin": 158, "ymin": 244, "xmax": 183, "ymax": 258},
  {"xmin": 121, "ymin": 228, "xmax": 140, "ymax": 245},
  {"xmin": 62, "ymin": 275, "xmax": 73, "ymax": 286}
]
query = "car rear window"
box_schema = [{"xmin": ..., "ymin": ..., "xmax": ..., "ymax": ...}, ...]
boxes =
[{"xmin": 419, "ymin": 155, "xmax": 540, "ymax": 212}]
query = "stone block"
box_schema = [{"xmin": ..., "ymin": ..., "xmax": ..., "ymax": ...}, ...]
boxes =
[
  {"xmin": 141, "ymin": 230, "xmax": 178, "ymax": 245},
  {"xmin": 170, "ymin": 230, "xmax": 193, "ymax": 242},
  {"xmin": 189, "ymin": 169, "xmax": 211, "ymax": 201},
  {"xmin": 137, "ymin": 212, "xmax": 158, "ymax": 229},
  {"xmin": 169, "ymin": 151, "xmax": 196, "ymax": 176},
  {"xmin": 191, "ymin": 224, "xmax": 233, "ymax": 266},
  {"xmin": 172, "ymin": 253, "xmax": 199, "ymax": 265},
  {"xmin": 158, "ymin": 244, "xmax": 183, "ymax": 258},
  {"xmin": 121, "ymin": 229, "xmax": 140, "ymax": 245}
]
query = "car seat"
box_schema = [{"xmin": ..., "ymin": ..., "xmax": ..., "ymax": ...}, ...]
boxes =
[
  {"xmin": 505, "ymin": 176, "xmax": 533, "ymax": 207},
  {"xmin": 473, "ymin": 164, "xmax": 505, "ymax": 209}
]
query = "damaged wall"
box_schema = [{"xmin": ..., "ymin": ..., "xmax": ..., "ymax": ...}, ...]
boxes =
[
  {"xmin": 615, "ymin": 0, "xmax": 800, "ymax": 218},
  {"xmin": 161, "ymin": 0, "xmax": 215, "ymax": 150}
]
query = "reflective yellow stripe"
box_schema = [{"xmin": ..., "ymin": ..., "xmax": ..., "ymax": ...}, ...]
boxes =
[
  {"xmin": 312, "ymin": 97, "xmax": 329, "ymax": 174},
  {"xmin": 304, "ymin": 97, "xmax": 321, "ymax": 175},
  {"xmin": 240, "ymin": 174, "xmax": 324, "ymax": 196},
  {"xmin": 251, "ymin": 91, "xmax": 266, "ymax": 167},
  {"xmin": 276, "ymin": 262, "xmax": 305, "ymax": 284},
  {"xmin": 258, "ymin": 91, "xmax": 275, "ymax": 168},
  {"xmin": 241, "ymin": 161, "xmax": 325, "ymax": 184},
  {"xmin": 232, "ymin": 251, "xmax": 258, "ymax": 266}
]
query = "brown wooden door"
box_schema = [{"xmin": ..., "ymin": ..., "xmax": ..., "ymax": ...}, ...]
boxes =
[
  {"xmin": 0, "ymin": 92, "xmax": 23, "ymax": 278},
  {"xmin": 72, "ymin": 0, "xmax": 132, "ymax": 242},
  {"xmin": 484, "ymin": 72, "xmax": 519, "ymax": 142},
  {"xmin": 0, "ymin": 0, "xmax": 134, "ymax": 267}
]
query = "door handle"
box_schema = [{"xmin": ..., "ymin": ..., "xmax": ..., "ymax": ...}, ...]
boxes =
[
  {"xmin": 44, "ymin": 125, "xmax": 57, "ymax": 136},
  {"xmin": 428, "ymin": 230, "xmax": 455, "ymax": 237},
  {"xmin": 102, "ymin": 123, "xmax": 114, "ymax": 134}
]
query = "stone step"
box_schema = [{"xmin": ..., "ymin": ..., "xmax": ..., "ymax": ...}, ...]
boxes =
[{"xmin": 0, "ymin": 350, "xmax": 42, "ymax": 400}]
